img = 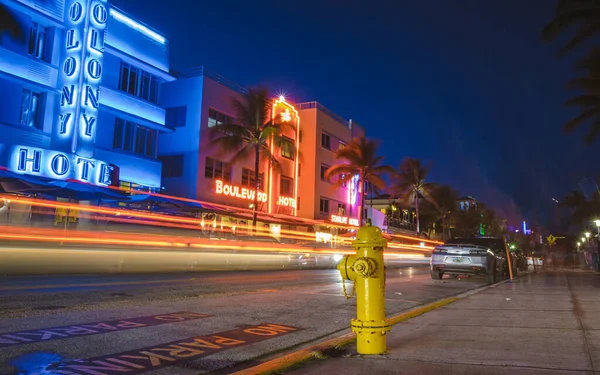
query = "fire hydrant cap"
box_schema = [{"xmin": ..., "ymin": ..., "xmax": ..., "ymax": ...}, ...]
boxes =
[{"xmin": 353, "ymin": 223, "xmax": 387, "ymax": 248}]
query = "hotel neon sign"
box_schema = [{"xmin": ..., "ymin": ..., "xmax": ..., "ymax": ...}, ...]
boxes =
[
  {"xmin": 11, "ymin": 146, "xmax": 115, "ymax": 185},
  {"xmin": 57, "ymin": 0, "xmax": 108, "ymax": 156},
  {"xmin": 331, "ymin": 214, "xmax": 360, "ymax": 226},
  {"xmin": 269, "ymin": 96, "xmax": 300, "ymax": 216},
  {"xmin": 215, "ymin": 180, "xmax": 296, "ymax": 208},
  {"xmin": 215, "ymin": 180, "xmax": 268, "ymax": 203}
]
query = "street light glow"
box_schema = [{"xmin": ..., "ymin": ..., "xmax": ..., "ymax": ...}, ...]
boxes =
[
  {"xmin": 595, "ymin": 219, "xmax": 600, "ymax": 227},
  {"xmin": 585, "ymin": 232, "xmax": 591, "ymax": 238}
]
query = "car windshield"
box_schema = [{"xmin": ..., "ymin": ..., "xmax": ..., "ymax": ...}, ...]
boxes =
[{"xmin": 445, "ymin": 238, "xmax": 505, "ymax": 254}]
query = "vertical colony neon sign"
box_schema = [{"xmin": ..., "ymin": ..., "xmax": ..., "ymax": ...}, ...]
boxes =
[
  {"xmin": 270, "ymin": 96, "xmax": 300, "ymax": 216},
  {"xmin": 57, "ymin": 0, "xmax": 107, "ymax": 159}
]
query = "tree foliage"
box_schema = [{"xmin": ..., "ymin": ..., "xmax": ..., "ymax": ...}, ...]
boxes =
[
  {"xmin": 210, "ymin": 87, "xmax": 295, "ymax": 225},
  {"xmin": 389, "ymin": 158, "xmax": 435, "ymax": 233},
  {"xmin": 325, "ymin": 135, "xmax": 393, "ymax": 225}
]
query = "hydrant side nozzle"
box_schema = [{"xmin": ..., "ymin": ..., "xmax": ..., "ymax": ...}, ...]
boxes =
[{"xmin": 337, "ymin": 254, "xmax": 357, "ymax": 281}]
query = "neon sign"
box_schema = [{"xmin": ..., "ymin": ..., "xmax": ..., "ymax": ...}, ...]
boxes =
[
  {"xmin": 349, "ymin": 174, "xmax": 359, "ymax": 206},
  {"xmin": 271, "ymin": 97, "xmax": 300, "ymax": 216},
  {"xmin": 277, "ymin": 196, "xmax": 296, "ymax": 208},
  {"xmin": 109, "ymin": 9, "xmax": 166, "ymax": 44},
  {"xmin": 11, "ymin": 146, "xmax": 115, "ymax": 185},
  {"xmin": 55, "ymin": 0, "xmax": 107, "ymax": 156},
  {"xmin": 215, "ymin": 180, "xmax": 268, "ymax": 203},
  {"xmin": 331, "ymin": 215, "xmax": 360, "ymax": 226}
]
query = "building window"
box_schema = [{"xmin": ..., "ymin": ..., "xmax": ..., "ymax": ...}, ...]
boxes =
[
  {"xmin": 118, "ymin": 62, "xmax": 159, "ymax": 103},
  {"xmin": 338, "ymin": 203, "xmax": 347, "ymax": 215},
  {"xmin": 319, "ymin": 198, "xmax": 329, "ymax": 214},
  {"xmin": 241, "ymin": 168, "xmax": 263, "ymax": 190},
  {"xmin": 160, "ymin": 154, "xmax": 184, "ymax": 178},
  {"xmin": 208, "ymin": 108, "xmax": 233, "ymax": 128},
  {"xmin": 20, "ymin": 89, "xmax": 41, "ymax": 130},
  {"xmin": 280, "ymin": 176, "xmax": 293, "ymax": 196},
  {"xmin": 341, "ymin": 174, "xmax": 348, "ymax": 188},
  {"xmin": 339, "ymin": 142, "xmax": 346, "ymax": 150},
  {"xmin": 298, "ymin": 163, "xmax": 301, "ymax": 177},
  {"xmin": 28, "ymin": 23, "xmax": 46, "ymax": 60},
  {"xmin": 299, "ymin": 130, "xmax": 303, "ymax": 143},
  {"xmin": 321, "ymin": 132, "xmax": 331, "ymax": 149},
  {"xmin": 205, "ymin": 157, "xmax": 231, "ymax": 181},
  {"xmin": 113, "ymin": 118, "xmax": 158, "ymax": 157},
  {"xmin": 166, "ymin": 106, "xmax": 187, "ymax": 128},
  {"xmin": 320, "ymin": 163, "xmax": 330, "ymax": 180},
  {"xmin": 281, "ymin": 137, "xmax": 294, "ymax": 160}
]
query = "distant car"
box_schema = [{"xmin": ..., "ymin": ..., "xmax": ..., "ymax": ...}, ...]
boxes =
[
  {"xmin": 430, "ymin": 237, "xmax": 510, "ymax": 284},
  {"xmin": 512, "ymin": 250, "xmax": 528, "ymax": 272}
]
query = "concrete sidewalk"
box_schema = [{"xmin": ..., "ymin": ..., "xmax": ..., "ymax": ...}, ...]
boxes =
[{"xmin": 289, "ymin": 271, "xmax": 600, "ymax": 374}]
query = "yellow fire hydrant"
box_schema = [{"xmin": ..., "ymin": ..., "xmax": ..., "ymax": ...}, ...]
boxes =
[{"xmin": 337, "ymin": 221, "xmax": 391, "ymax": 355}]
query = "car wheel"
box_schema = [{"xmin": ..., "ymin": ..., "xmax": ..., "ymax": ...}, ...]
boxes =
[
  {"xmin": 486, "ymin": 262, "xmax": 496, "ymax": 284},
  {"xmin": 430, "ymin": 270, "xmax": 443, "ymax": 280}
]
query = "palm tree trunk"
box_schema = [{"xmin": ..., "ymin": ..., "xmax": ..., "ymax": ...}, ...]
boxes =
[
  {"xmin": 415, "ymin": 191, "xmax": 420, "ymax": 234},
  {"xmin": 442, "ymin": 215, "xmax": 446, "ymax": 241},
  {"xmin": 252, "ymin": 144, "xmax": 259, "ymax": 228}
]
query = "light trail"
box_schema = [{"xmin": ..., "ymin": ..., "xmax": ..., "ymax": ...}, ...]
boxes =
[{"xmin": 0, "ymin": 194, "xmax": 438, "ymax": 247}]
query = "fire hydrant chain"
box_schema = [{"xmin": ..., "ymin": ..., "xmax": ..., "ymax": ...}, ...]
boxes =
[{"xmin": 342, "ymin": 277, "xmax": 356, "ymax": 300}]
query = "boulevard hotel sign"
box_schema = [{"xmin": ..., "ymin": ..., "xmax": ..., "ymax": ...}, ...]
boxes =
[
  {"xmin": 215, "ymin": 180, "xmax": 296, "ymax": 208},
  {"xmin": 9, "ymin": 0, "xmax": 116, "ymax": 186}
]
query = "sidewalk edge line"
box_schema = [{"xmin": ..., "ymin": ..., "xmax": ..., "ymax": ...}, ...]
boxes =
[{"xmin": 228, "ymin": 278, "xmax": 512, "ymax": 375}]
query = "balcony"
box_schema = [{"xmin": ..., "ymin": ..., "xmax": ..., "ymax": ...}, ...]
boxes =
[
  {"xmin": 0, "ymin": 122, "xmax": 50, "ymax": 149},
  {"xmin": 99, "ymin": 87, "xmax": 166, "ymax": 126},
  {"xmin": 0, "ymin": 46, "xmax": 58, "ymax": 90},
  {"xmin": 94, "ymin": 148, "xmax": 162, "ymax": 188}
]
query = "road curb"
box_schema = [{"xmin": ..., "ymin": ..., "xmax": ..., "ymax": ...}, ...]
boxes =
[{"xmin": 229, "ymin": 278, "xmax": 513, "ymax": 375}]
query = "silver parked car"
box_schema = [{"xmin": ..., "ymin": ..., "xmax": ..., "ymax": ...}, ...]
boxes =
[{"xmin": 430, "ymin": 237, "xmax": 510, "ymax": 284}]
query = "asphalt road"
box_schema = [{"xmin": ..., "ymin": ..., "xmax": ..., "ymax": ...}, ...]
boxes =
[{"xmin": 0, "ymin": 267, "xmax": 488, "ymax": 374}]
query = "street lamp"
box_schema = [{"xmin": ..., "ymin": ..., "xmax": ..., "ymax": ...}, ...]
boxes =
[{"xmin": 585, "ymin": 232, "xmax": 591, "ymax": 239}]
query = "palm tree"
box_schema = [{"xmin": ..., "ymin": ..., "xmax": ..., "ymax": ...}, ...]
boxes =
[
  {"xmin": 0, "ymin": 5, "xmax": 24, "ymax": 42},
  {"xmin": 542, "ymin": 0, "xmax": 600, "ymax": 56},
  {"xmin": 563, "ymin": 48, "xmax": 600, "ymax": 142},
  {"xmin": 427, "ymin": 184, "xmax": 458, "ymax": 241},
  {"xmin": 561, "ymin": 189, "xmax": 600, "ymax": 226},
  {"xmin": 210, "ymin": 87, "xmax": 295, "ymax": 226},
  {"xmin": 324, "ymin": 135, "xmax": 393, "ymax": 226},
  {"xmin": 390, "ymin": 158, "xmax": 435, "ymax": 234}
]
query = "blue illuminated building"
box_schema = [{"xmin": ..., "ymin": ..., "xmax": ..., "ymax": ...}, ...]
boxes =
[{"xmin": 0, "ymin": 0, "xmax": 174, "ymax": 191}]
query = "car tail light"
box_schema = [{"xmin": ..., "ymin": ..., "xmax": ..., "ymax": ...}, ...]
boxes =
[{"xmin": 470, "ymin": 250, "xmax": 486, "ymax": 255}]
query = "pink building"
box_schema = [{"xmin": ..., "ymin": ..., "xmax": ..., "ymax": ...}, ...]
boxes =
[
  {"xmin": 159, "ymin": 69, "xmax": 364, "ymax": 226},
  {"xmin": 296, "ymin": 102, "xmax": 364, "ymax": 223}
]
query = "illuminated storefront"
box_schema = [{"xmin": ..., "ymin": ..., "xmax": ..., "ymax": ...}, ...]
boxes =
[{"xmin": 0, "ymin": 0, "xmax": 174, "ymax": 192}]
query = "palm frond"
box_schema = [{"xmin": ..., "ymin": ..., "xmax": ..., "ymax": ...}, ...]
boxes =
[
  {"xmin": 325, "ymin": 164, "xmax": 358, "ymax": 180},
  {"xmin": 564, "ymin": 94, "xmax": 600, "ymax": 108},
  {"xmin": 560, "ymin": 22, "xmax": 600, "ymax": 56},
  {"xmin": 229, "ymin": 142, "xmax": 255, "ymax": 165},
  {"xmin": 564, "ymin": 106, "xmax": 600, "ymax": 132},
  {"xmin": 542, "ymin": 7, "xmax": 600, "ymax": 42},
  {"xmin": 585, "ymin": 118, "xmax": 600, "ymax": 143}
]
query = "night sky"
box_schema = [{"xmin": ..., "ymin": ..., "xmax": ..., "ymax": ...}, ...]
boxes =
[{"xmin": 112, "ymin": 0, "xmax": 600, "ymax": 229}]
